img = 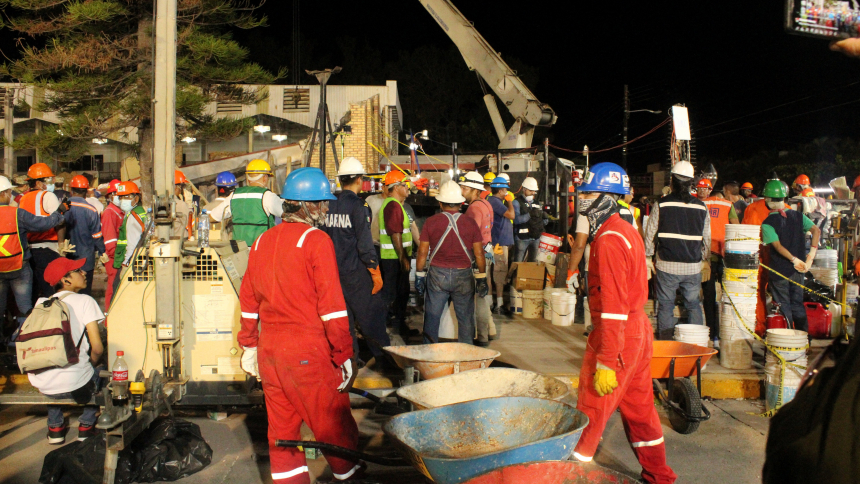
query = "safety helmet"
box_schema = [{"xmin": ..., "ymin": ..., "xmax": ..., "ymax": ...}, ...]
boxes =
[
  {"xmin": 246, "ymin": 159, "xmax": 272, "ymax": 175},
  {"xmin": 215, "ymin": 171, "xmax": 238, "ymax": 187},
  {"xmin": 801, "ymin": 187, "xmax": 815, "ymax": 197},
  {"xmin": 459, "ymin": 172, "xmax": 485, "ymax": 191},
  {"xmin": 670, "ymin": 161, "xmax": 695, "ymax": 179},
  {"xmin": 436, "ymin": 180, "xmax": 466, "ymax": 204},
  {"xmin": 793, "ymin": 174, "xmax": 810, "ymax": 187},
  {"xmin": 696, "ymin": 178, "xmax": 713, "ymax": 189},
  {"xmin": 70, "ymin": 175, "xmax": 89, "ymax": 189},
  {"xmin": 579, "ymin": 162, "xmax": 630, "ymax": 195},
  {"xmin": 280, "ymin": 167, "xmax": 336, "ymax": 201},
  {"xmin": 0, "ymin": 176, "xmax": 13, "ymax": 193},
  {"xmin": 116, "ymin": 181, "xmax": 140, "ymax": 196},
  {"xmin": 175, "ymin": 170, "xmax": 189, "ymax": 185},
  {"xmin": 853, "ymin": 175, "xmax": 860, "ymax": 189},
  {"xmin": 763, "ymin": 179, "xmax": 787, "ymax": 198},
  {"xmin": 107, "ymin": 179, "xmax": 121, "ymax": 194},
  {"xmin": 741, "ymin": 182, "xmax": 753, "ymax": 190},
  {"xmin": 12, "ymin": 175, "xmax": 27, "ymax": 186},
  {"xmin": 489, "ymin": 177, "xmax": 510, "ymax": 189},
  {"xmin": 483, "ymin": 172, "xmax": 497, "ymax": 184},
  {"xmin": 498, "ymin": 173, "xmax": 511, "ymax": 182},
  {"xmin": 27, "ymin": 163, "xmax": 54, "ymax": 180},
  {"xmin": 337, "ymin": 157, "xmax": 366, "ymax": 176},
  {"xmin": 521, "ymin": 177, "xmax": 540, "ymax": 191},
  {"xmin": 383, "ymin": 170, "xmax": 409, "ymax": 187}
]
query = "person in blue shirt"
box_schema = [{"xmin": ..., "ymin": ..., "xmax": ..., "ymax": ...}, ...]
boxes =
[
  {"xmin": 487, "ymin": 177, "xmax": 515, "ymax": 314},
  {"xmin": 64, "ymin": 175, "xmax": 106, "ymax": 296}
]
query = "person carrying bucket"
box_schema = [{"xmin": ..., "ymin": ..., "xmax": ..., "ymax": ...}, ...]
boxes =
[
  {"xmin": 761, "ymin": 179, "xmax": 820, "ymax": 335},
  {"xmin": 571, "ymin": 162, "xmax": 676, "ymax": 484}
]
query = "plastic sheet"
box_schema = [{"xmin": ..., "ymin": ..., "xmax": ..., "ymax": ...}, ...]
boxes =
[{"xmin": 39, "ymin": 433, "xmax": 135, "ymax": 484}]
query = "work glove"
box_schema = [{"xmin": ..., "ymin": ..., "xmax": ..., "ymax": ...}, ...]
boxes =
[
  {"xmin": 58, "ymin": 240, "xmax": 76, "ymax": 256},
  {"xmin": 805, "ymin": 247, "xmax": 817, "ymax": 271},
  {"xmin": 792, "ymin": 257, "xmax": 808, "ymax": 273},
  {"xmin": 99, "ymin": 252, "xmax": 110, "ymax": 265},
  {"xmin": 484, "ymin": 249, "xmax": 495, "ymax": 265},
  {"xmin": 475, "ymin": 273, "xmax": 489, "ymax": 298},
  {"xmin": 493, "ymin": 244, "xmax": 503, "ymax": 255},
  {"xmin": 593, "ymin": 368, "xmax": 619, "ymax": 397},
  {"xmin": 416, "ymin": 271, "xmax": 426, "ymax": 296},
  {"xmin": 645, "ymin": 257, "xmax": 655, "ymax": 280},
  {"xmin": 368, "ymin": 266, "xmax": 383, "ymax": 295},
  {"xmin": 505, "ymin": 192, "xmax": 514, "ymax": 203},
  {"xmin": 701, "ymin": 261, "xmax": 711, "ymax": 283},
  {"xmin": 567, "ymin": 269, "xmax": 580, "ymax": 294},
  {"xmin": 337, "ymin": 358, "xmax": 356, "ymax": 393},
  {"xmin": 240, "ymin": 347, "xmax": 260, "ymax": 381},
  {"xmin": 56, "ymin": 197, "xmax": 71, "ymax": 214}
]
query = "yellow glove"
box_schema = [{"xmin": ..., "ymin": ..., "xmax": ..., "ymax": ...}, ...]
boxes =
[
  {"xmin": 593, "ymin": 368, "xmax": 618, "ymax": 397},
  {"xmin": 493, "ymin": 243, "xmax": 503, "ymax": 255}
]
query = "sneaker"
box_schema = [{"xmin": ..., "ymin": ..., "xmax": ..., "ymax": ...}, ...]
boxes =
[
  {"xmin": 47, "ymin": 425, "xmax": 68, "ymax": 445},
  {"xmin": 77, "ymin": 425, "xmax": 96, "ymax": 441},
  {"xmin": 473, "ymin": 339, "xmax": 490, "ymax": 347}
]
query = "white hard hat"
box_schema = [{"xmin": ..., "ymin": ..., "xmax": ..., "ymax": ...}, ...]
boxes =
[
  {"xmin": 521, "ymin": 177, "xmax": 539, "ymax": 191},
  {"xmin": 0, "ymin": 176, "xmax": 11, "ymax": 193},
  {"xmin": 436, "ymin": 180, "xmax": 466, "ymax": 204},
  {"xmin": 498, "ymin": 173, "xmax": 511, "ymax": 182},
  {"xmin": 671, "ymin": 161, "xmax": 695, "ymax": 179},
  {"xmin": 459, "ymin": 171, "xmax": 485, "ymax": 191},
  {"xmin": 337, "ymin": 157, "xmax": 366, "ymax": 176}
]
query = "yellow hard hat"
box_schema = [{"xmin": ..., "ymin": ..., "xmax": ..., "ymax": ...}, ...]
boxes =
[
  {"xmin": 246, "ymin": 159, "xmax": 272, "ymax": 175},
  {"xmin": 483, "ymin": 172, "xmax": 497, "ymax": 184}
]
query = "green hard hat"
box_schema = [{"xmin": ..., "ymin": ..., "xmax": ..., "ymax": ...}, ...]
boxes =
[{"xmin": 763, "ymin": 179, "xmax": 787, "ymax": 198}]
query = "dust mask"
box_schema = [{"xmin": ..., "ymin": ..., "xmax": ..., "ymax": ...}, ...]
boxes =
[
  {"xmin": 525, "ymin": 195, "xmax": 534, "ymax": 203},
  {"xmin": 112, "ymin": 197, "xmax": 121, "ymax": 208},
  {"xmin": 45, "ymin": 184, "xmax": 55, "ymax": 192},
  {"xmin": 120, "ymin": 199, "xmax": 133, "ymax": 212},
  {"xmin": 766, "ymin": 199, "xmax": 783, "ymax": 210}
]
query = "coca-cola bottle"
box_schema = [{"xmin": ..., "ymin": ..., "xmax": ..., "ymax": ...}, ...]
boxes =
[{"xmin": 111, "ymin": 351, "xmax": 129, "ymax": 405}]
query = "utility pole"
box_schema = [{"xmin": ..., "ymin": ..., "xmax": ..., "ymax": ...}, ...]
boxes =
[
  {"xmin": 622, "ymin": 84, "xmax": 629, "ymax": 170},
  {"xmin": 4, "ymin": 89, "xmax": 13, "ymax": 177}
]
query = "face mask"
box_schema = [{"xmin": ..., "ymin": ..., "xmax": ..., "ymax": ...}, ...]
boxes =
[
  {"xmin": 120, "ymin": 199, "xmax": 133, "ymax": 212},
  {"xmin": 525, "ymin": 195, "xmax": 534, "ymax": 203},
  {"xmin": 578, "ymin": 197, "xmax": 596, "ymax": 214},
  {"xmin": 112, "ymin": 197, "xmax": 121, "ymax": 207},
  {"xmin": 766, "ymin": 200, "xmax": 783, "ymax": 210},
  {"xmin": 45, "ymin": 184, "xmax": 55, "ymax": 192}
]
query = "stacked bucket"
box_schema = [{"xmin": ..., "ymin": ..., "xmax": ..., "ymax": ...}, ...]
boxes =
[
  {"xmin": 764, "ymin": 329, "xmax": 808, "ymax": 412},
  {"xmin": 810, "ymin": 249, "xmax": 839, "ymax": 287},
  {"xmin": 541, "ymin": 287, "xmax": 575, "ymax": 326},
  {"xmin": 720, "ymin": 224, "xmax": 761, "ymax": 369}
]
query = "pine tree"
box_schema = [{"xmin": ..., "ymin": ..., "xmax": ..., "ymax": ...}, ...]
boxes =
[{"xmin": 1, "ymin": 0, "xmax": 283, "ymax": 199}]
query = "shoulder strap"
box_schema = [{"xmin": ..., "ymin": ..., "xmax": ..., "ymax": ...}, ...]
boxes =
[{"xmin": 428, "ymin": 212, "xmax": 473, "ymax": 265}]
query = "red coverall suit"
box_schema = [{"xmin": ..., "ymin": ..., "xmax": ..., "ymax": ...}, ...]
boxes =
[
  {"xmin": 238, "ymin": 222, "xmax": 361, "ymax": 484},
  {"xmin": 101, "ymin": 202, "xmax": 123, "ymax": 309},
  {"xmin": 575, "ymin": 214, "xmax": 677, "ymax": 484}
]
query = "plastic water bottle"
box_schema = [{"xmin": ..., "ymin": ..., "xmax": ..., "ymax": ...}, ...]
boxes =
[
  {"xmin": 111, "ymin": 351, "xmax": 129, "ymax": 402},
  {"xmin": 198, "ymin": 209, "xmax": 210, "ymax": 248}
]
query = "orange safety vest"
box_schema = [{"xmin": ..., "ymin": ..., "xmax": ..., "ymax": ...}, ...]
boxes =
[
  {"xmin": 19, "ymin": 190, "xmax": 58, "ymax": 243},
  {"xmin": 704, "ymin": 196, "xmax": 733, "ymax": 255},
  {"xmin": 0, "ymin": 206, "xmax": 24, "ymax": 272}
]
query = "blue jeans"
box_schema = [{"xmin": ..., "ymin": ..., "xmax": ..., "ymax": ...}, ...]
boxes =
[
  {"xmin": 655, "ymin": 270, "xmax": 703, "ymax": 340},
  {"xmin": 515, "ymin": 238, "xmax": 541, "ymax": 263},
  {"xmin": 423, "ymin": 266, "xmax": 475, "ymax": 344},
  {"xmin": 45, "ymin": 365, "xmax": 102, "ymax": 428},
  {"xmin": 769, "ymin": 272, "xmax": 808, "ymax": 333},
  {"xmin": 1, "ymin": 263, "xmax": 33, "ymax": 341}
]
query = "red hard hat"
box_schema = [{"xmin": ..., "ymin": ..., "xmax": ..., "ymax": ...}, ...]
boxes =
[
  {"xmin": 696, "ymin": 178, "xmax": 713, "ymax": 189},
  {"xmin": 793, "ymin": 174, "xmax": 810, "ymax": 186},
  {"xmin": 70, "ymin": 175, "xmax": 89, "ymax": 189},
  {"xmin": 175, "ymin": 170, "xmax": 189, "ymax": 185},
  {"xmin": 741, "ymin": 182, "xmax": 753, "ymax": 190},
  {"xmin": 107, "ymin": 179, "xmax": 121, "ymax": 194}
]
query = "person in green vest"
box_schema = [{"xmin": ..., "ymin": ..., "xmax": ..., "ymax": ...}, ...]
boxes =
[
  {"xmin": 379, "ymin": 170, "xmax": 418, "ymax": 338},
  {"xmin": 209, "ymin": 159, "xmax": 284, "ymax": 247},
  {"xmin": 111, "ymin": 181, "xmax": 148, "ymax": 300}
]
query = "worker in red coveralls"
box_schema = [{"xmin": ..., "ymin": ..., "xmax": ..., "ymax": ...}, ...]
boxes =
[
  {"xmin": 237, "ymin": 167, "xmax": 365, "ymax": 484},
  {"xmin": 571, "ymin": 162, "xmax": 676, "ymax": 484}
]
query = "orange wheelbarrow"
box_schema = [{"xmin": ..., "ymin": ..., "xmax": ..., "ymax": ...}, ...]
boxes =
[{"xmin": 651, "ymin": 341, "xmax": 718, "ymax": 434}]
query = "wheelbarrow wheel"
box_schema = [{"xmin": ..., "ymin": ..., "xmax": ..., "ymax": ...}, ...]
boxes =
[{"xmin": 668, "ymin": 378, "xmax": 701, "ymax": 434}]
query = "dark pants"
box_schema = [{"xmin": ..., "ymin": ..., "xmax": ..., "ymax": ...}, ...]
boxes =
[
  {"xmin": 769, "ymin": 271, "xmax": 809, "ymax": 333},
  {"xmin": 30, "ymin": 247, "xmax": 60, "ymax": 305},
  {"xmin": 81, "ymin": 269, "xmax": 94, "ymax": 296},
  {"xmin": 702, "ymin": 257, "xmax": 723, "ymax": 341},
  {"xmin": 45, "ymin": 366, "xmax": 102, "ymax": 428},
  {"xmin": 381, "ymin": 258, "xmax": 410, "ymax": 332},
  {"xmin": 0, "ymin": 264, "xmax": 33, "ymax": 340},
  {"xmin": 341, "ymin": 269, "xmax": 391, "ymax": 359},
  {"xmin": 423, "ymin": 266, "xmax": 475, "ymax": 344}
]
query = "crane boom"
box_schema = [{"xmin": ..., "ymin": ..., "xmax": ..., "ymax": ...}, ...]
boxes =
[{"xmin": 421, "ymin": 0, "xmax": 557, "ymax": 149}]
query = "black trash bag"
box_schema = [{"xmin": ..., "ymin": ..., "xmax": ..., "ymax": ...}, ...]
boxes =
[
  {"xmin": 134, "ymin": 418, "xmax": 213, "ymax": 482},
  {"xmin": 39, "ymin": 433, "xmax": 136, "ymax": 484}
]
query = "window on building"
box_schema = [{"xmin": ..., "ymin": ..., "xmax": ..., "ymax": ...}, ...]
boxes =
[
  {"xmin": 67, "ymin": 155, "xmax": 103, "ymax": 172},
  {"xmin": 16, "ymin": 155, "xmax": 33, "ymax": 173},
  {"xmin": 283, "ymin": 88, "xmax": 310, "ymax": 113}
]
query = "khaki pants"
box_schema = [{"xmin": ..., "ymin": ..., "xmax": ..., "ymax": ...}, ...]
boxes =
[{"xmin": 491, "ymin": 245, "xmax": 509, "ymax": 305}]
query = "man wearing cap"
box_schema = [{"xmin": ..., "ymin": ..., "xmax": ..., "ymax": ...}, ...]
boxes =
[
  {"xmin": 488, "ymin": 176, "xmax": 515, "ymax": 313},
  {"xmin": 210, "ymin": 159, "xmax": 283, "ymax": 247},
  {"xmin": 512, "ymin": 176, "xmax": 548, "ymax": 263},
  {"xmin": 460, "ymin": 172, "xmax": 496, "ymax": 345},
  {"xmin": 82, "ymin": 173, "xmax": 104, "ymax": 215},
  {"xmin": 52, "ymin": 176, "xmax": 70, "ymax": 201},
  {"xmin": 174, "ymin": 170, "xmax": 192, "ymax": 239},
  {"xmin": 322, "ymin": 158, "xmax": 391, "ymax": 367},
  {"xmin": 11, "ymin": 175, "xmax": 28, "ymax": 206},
  {"xmin": 207, "ymin": 171, "xmax": 238, "ymax": 240},
  {"xmin": 741, "ymin": 182, "xmax": 757, "ymax": 204},
  {"xmin": 65, "ymin": 175, "xmax": 106, "ymax": 296},
  {"xmin": 0, "ymin": 175, "xmax": 68, "ymax": 343},
  {"xmin": 379, "ymin": 171, "xmax": 417, "ymax": 337},
  {"xmin": 111, "ymin": 181, "xmax": 148, "ymax": 299},
  {"xmin": 415, "ymin": 181, "xmax": 487, "ymax": 344},
  {"xmin": 100, "ymin": 179, "xmax": 123, "ymax": 308}
]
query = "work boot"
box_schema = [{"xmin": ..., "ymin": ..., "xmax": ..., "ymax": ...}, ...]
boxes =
[
  {"xmin": 77, "ymin": 424, "xmax": 97, "ymax": 441},
  {"xmin": 473, "ymin": 339, "xmax": 490, "ymax": 347},
  {"xmin": 47, "ymin": 424, "xmax": 68, "ymax": 445}
]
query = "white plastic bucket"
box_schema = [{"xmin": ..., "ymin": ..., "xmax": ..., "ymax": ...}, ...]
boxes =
[
  {"xmin": 766, "ymin": 329, "xmax": 808, "ymax": 362},
  {"xmin": 537, "ymin": 233, "xmax": 563, "ymax": 265},
  {"xmin": 723, "ymin": 268, "xmax": 758, "ymax": 284},
  {"xmin": 724, "ymin": 239, "xmax": 759, "ymax": 255},
  {"xmin": 725, "ymin": 224, "xmax": 761, "ymax": 243},
  {"xmin": 674, "ymin": 324, "xmax": 709, "ymax": 347},
  {"xmin": 551, "ymin": 292, "xmax": 576, "ymax": 326},
  {"xmin": 510, "ymin": 289, "xmax": 523, "ymax": 314},
  {"xmin": 543, "ymin": 288, "xmax": 563, "ymax": 320},
  {"xmin": 522, "ymin": 289, "xmax": 544, "ymax": 319},
  {"xmin": 813, "ymin": 249, "xmax": 838, "ymax": 269},
  {"xmin": 765, "ymin": 355, "xmax": 806, "ymax": 411},
  {"xmin": 719, "ymin": 325, "xmax": 753, "ymax": 369}
]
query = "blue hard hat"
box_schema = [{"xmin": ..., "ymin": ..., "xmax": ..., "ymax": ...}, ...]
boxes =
[
  {"xmin": 579, "ymin": 162, "xmax": 630, "ymax": 195},
  {"xmin": 215, "ymin": 171, "xmax": 238, "ymax": 187},
  {"xmin": 489, "ymin": 178, "xmax": 510, "ymax": 188},
  {"xmin": 281, "ymin": 167, "xmax": 336, "ymax": 201}
]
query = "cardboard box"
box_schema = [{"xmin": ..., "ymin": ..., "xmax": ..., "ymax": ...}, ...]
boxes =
[{"xmin": 508, "ymin": 262, "xmax": 546, "ymax": 291}]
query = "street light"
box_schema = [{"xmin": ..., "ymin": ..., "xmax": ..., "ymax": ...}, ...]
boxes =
[
  {"xmin": 253, "ymin": 125, "xmax": 270, "ymax": 133},
  {"xmin": 181, "ymin": 136, "xmax": 196, "ymax": 143},
  {"xmin": 92, "ymin": 138, "xmax": 107, "ymax": 145},
  {"xmin": 272, "ymin": 134, "xmax": 287, "ymax": 142}
]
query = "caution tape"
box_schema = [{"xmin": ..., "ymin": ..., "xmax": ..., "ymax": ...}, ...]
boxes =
[{"xmin": 759, "ymin": 262, "xmax": 847, "ymax": 308}]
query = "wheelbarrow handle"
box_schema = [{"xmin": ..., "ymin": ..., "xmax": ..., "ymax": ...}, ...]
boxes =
[{"xmin": 275, "ymin": 440, "xmax": 406, "ymax": 467}]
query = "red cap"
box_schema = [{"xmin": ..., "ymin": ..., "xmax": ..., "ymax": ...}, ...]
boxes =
[
  {"xmin": 117, "ymin": 351, "xmax": 124, "ymax": 356},
  {"xmin": 44, "ymin": 257, "xmax": 86, "ymax": 286}
]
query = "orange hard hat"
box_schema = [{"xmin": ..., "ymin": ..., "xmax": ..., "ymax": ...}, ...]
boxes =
[
  {"xmin": 696, "ymin": 178, "xmax": 713, "ymax": 189},
  {"xmin": 70, "ymin": 175, "xmax": 89, "ymax": 189},
  {"xmin": 801, "ymin": 187, "xmax": 815, "ymax": 197},
  {"xmin": 107, "ymin": 179, "xmax": 121, "ymax": 194},
  {"xmin": 116, "ymin": 181, "xmax": 140, "ymax": 196},
  {"xmin": 175, "ymin": 170, "xmax": 188, "ymax": 185},
  {"xmin": 853, "ymin": 175, "xmax": 860, "ymax": 189},
  {"xmin": 383, "ymin": 170, "xmax": 408, "ymax": 187},
  {"xmin": 27, "ymin": 163, "xmax": 55, "ymax": 180},
  {"xmin": 741, "ymin": 182, "xmax": 753, "ymax": 190},
  {"xmin": 793, "ymin": 174, "xmax": 810, "ymax": 186}
]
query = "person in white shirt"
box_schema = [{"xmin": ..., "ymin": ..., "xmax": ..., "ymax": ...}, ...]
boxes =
[{"xmin": 29, "ymin": 257, "xmax": 105, "ymax": 444}]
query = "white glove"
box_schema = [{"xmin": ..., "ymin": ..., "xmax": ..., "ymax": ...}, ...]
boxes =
[
  {"xmin": 645, "ymin": 257, "xmax": 655, "ymax": 280},
  {"xmin": 792, "ymin": 257, "xmax": 808, "ymax": 273},
  {"xmin": 566, "ymin": 270, "xmax": 580, "ymax": 293},
  {"xmin": 337, "ymin": 359, "xmax": 355, "ymax": 392},
  {"xmin": 805, "ymin": 247, "xmax": 817, "ymax": 269},
  {"xmin": 58, "ymin": 240, "xmax": 76, "ymax": 256},
  {"xmin": 241, "ymin": 346, "xmax": 260, "ymax": 381}
]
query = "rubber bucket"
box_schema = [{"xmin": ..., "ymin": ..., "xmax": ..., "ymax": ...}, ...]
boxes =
[
  {"xmin": 719, "ymin": 325, "xmax": 753, "ymax": 369},
  {"xmin": 765, "ymin": 355, "xmax": 806, "ymax": 411},
  {"xmin": 551, "ymin": 292, "xmax": 576, "ymax": 326},
  {"xmin": 537, "ymin": 233, "xmax": 563, "ymax": 265},
  {"xmin": 510, "ymin": 289, "xmax": 523, "ymax": 314},
  {"xmin": 543, "ymin": 288, "xmax": 563, "ymax": 320},
  {"xmin": 766, "ymin": 329, "xmax": 808, "ymax": 362},
  {"xmin": 725, "ymin": 224, "xmax": 761, "ymax": 243},
  {"xmin": 522, "ymin": 289, "xmax": 544, "ymax": 319}
]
